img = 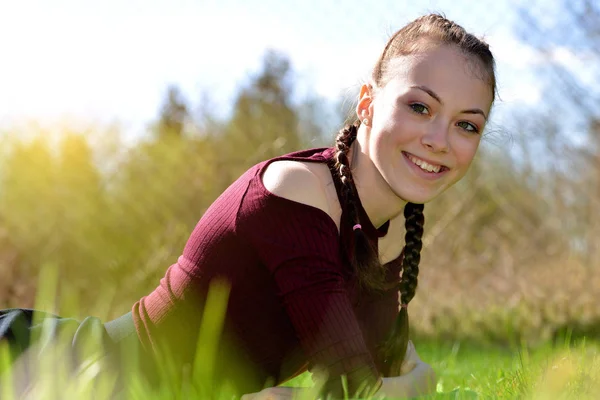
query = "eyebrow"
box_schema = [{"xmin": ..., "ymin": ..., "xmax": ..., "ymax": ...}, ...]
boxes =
[{"xmin": 410, "ymin": 85, "xmax": 488, "ymax": 120}]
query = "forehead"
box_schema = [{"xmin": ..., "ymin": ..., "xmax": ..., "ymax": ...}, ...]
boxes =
[{"xmin": 382, "ymin": 45, "xmax": 493, "ymax": 112}]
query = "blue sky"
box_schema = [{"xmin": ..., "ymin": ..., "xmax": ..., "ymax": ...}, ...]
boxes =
[{"xmin": 0, "ymin": 0, "xmax": 556, "ymax": 141}]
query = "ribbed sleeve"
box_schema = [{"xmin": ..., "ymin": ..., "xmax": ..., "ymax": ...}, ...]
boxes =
[
  {"xmin": 354, "ymin": 261, "xmax": 402, "ymax": 375},
  {"xmin": 238, "ymin": 175, "xmax": 381, "ymax": 396},
  {"xmin": 132, "ymin": 168, "xmax": 251, "ymax": 364}
]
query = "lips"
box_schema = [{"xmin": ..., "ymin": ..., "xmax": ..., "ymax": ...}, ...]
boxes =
[{"xmin": 402, "ymin": 152, "xmax": 449, "ymax": 174}]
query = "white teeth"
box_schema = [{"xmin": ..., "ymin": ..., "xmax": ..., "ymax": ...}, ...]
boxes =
[{"xmin": 408, "ymin": 154, "xmax": 442, "ymax": 173}]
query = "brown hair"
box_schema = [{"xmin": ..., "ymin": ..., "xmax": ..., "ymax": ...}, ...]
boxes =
[{"xmin": 333, "ymin": 13, "xmax": 497, "ymax": 374}]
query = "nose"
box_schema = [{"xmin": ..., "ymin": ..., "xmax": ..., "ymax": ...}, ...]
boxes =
[{"xmin": 421, "ymin": 121, "xmax": 450, "ymax": 153}]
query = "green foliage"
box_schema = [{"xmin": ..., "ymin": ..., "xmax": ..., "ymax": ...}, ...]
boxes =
[
  {"xmin": 154, "ymin": 86, "xmax": 190, "ymax": 140},
  {"xmin": 216, "ymin": 50, "xmax": 309, "ymax": 183},
  {"xmin": 0, "ymin": 50, "xmax": 319, "ymax": 318}
]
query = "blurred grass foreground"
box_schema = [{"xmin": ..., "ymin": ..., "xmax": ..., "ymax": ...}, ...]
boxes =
[
  {"xmin": 2, "ymin": 1, "xmax": 600, "ymax": 395},
  {"xmin": 0, "ymin": 271, "xmax": 599, "ymax": 399}
]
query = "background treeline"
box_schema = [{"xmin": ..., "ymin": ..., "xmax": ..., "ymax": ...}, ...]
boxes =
[{"xmin": 0, "ymin": 0, "xmax": 598, "ymax": 347}]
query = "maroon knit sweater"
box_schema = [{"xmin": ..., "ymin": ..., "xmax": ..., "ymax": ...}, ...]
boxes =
[{"xmin": 132, "ymin": 147, "xmax": 403, "ymax": 396}]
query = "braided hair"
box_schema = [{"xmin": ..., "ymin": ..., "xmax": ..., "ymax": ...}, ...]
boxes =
[
  {"xmin": 380, "ymin": 202, "xmax": 424, "ymax": 376},
  {"xmin": 333, "ymin": 121, "xmax": 425, "ymax": 373},
  {"xmin": 333, "ymin": 122, "xmax": 386, "ymax": 290}
]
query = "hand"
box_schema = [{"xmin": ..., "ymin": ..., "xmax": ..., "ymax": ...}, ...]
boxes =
[
  {"xmin": 241, "ymin": 387, "xmax": 300, "ymax": 400},
  {"xmin": 378, "ymin": 362, "xmax": 437, "ymax": 399},
  {"xmin": 399, "ymin": 340, "xmax": 422, "ymax": 375},
  {"xmin": 388, "ymin": 340, "xmax": 422, "ymax": 376},
  {"xmin": 377, "ymin": 341, "xmax": 437, "ymax": 399}
]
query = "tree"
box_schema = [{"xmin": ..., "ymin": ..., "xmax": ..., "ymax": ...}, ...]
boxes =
[
  {"xmin": 515, "ymin": 0, "xmax": 600, "ymax": 265},
  {"xmin": 155, "ymin": 85, "xmax": 191, "ymax": 140},
  {"xmin": 218, "ymin": 50, "xmax": 306, "ymax": 182}
]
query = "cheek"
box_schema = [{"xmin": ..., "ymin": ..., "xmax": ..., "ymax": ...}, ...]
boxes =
[
  {"xmin": 453, "ymin": 136, "xmax": 481, "ymax": 168},
  {"xmin": 374, "ymin": 98, "xmax": 405, "ymax": 128},
  {"xmin": 380, "ymin": 111, "xmax": 417, "ymax": 146}
]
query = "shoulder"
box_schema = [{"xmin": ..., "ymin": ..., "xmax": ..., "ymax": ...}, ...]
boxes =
[{"xmin": 261, "ymin": 160, "xmax": 333, "ymax": 219}]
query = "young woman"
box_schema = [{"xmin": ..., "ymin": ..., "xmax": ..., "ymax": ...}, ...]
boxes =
[{"xmin": 1, "ymin": 13, "xmax": 496, "ymax": 400}]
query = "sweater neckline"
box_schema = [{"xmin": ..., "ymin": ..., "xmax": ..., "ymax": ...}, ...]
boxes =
[{"xmin": 323, "ymin": 148, "xmax": 389, "ymax": 239}]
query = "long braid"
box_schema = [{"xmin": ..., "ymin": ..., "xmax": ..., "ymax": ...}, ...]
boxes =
[
  {"xmin": 380, "ymin": 203, "xmax": 425, "ymax": 376},
  {"xmin": 335, "ymin": 122, "xmax": 426, "ymax": 373},
  {"xmin": 334, "ymin": 123, "xmax": 388, "ymax": 290},
  {"xmin": 400, "ymin": 203, "xmax": 424, "ymax": 305}
]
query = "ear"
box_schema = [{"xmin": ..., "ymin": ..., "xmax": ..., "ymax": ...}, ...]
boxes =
[{"xmin": 355, "ymin": 83, "xmax": 373, "ymax": 121}]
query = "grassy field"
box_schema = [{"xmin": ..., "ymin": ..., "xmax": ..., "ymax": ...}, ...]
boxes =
[
  {"xmin": 1, "ymin": 324, "xmax": 599, "ymax": 399},
  {"xmin": 284, "ymin": 339, "xmax": 600, "ymax": 399},
  {"xmin": 1, "ymin": 271, "xmax": 599, "ymax": 399},
  {"xmin": 410, "ymin": 339, "xmax": 599, "ymax": 399},
  {"xmin": 1, "ymin": 274, "xmax": 599, "ymax": 399}
]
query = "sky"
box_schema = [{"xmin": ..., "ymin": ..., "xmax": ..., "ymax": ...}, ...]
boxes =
[{"xmin": 0, "ymin": 0, "xmax": 556, "ymax": 142}]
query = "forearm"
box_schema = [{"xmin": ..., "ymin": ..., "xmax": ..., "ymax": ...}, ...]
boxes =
[
  {"xmin": 242, "ymin": 364, "xmax": 436, "ymax": 400},
  {"xmin": 375, "ymin": 362, "xmax": 437, "ymax": 399}
]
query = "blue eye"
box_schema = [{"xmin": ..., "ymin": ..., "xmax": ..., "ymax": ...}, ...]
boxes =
[
  {"xmin": 409, "ymin": 103, "xmax": 430, "ymax": 115},
  {"xmin": 457, "ymin": 121, "xmax": 479, "ymax": 133}
]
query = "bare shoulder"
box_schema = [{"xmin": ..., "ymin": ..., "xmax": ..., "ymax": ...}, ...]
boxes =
[{"xmin": 261, "ymin": 160, "xmax": 333, "ymax": 218}]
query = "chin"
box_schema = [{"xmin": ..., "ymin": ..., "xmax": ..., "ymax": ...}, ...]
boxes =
[
  {"xmin": 396, "ymin": 192, "xmax": 433, "ymax": 205},
  {"xmin": 395, "ymin": 186, "xmax": 444, "ymax": 205},
  {"xmin": 387, "ymin": 172, "xmax": 454, "ymax": 204}
]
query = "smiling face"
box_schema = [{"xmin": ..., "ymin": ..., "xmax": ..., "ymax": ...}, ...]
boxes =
[{"xmin": 357, "ymin": 44, "xmax": 494, "ymax": 204}]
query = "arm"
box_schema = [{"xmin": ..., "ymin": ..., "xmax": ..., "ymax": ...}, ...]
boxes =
[
  {"xmin": 355, "ymin": 264, "xmax": 438, "ymax": 397},
  {"xmin": 239, "ymin": 343, "xmax": 436, "ymax": 400},
  {"xmin": 378, "ymin": 340, "xmax": 437, "ymax": 398},
  {"xmin": 378, "ymin": 362, "xmax": 437, "ymax": 399},
  {"xmin": 246, "ymin": 161, "xmax": 382, "ymax": 397},
  {"xmin": 352, "ymin": 254, "xmax": 403, "ymax": 376}
]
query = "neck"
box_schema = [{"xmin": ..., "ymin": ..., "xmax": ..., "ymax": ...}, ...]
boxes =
[{"xmin": 348, "ymin": 139, "xmax": 407, "ymax": 227}]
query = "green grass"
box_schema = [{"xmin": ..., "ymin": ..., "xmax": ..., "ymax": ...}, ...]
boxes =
[
  {"xmin": 1, "ymin": 271, "xmax": 598, "ymax": 399},
  {"xmin": 282, "ymin": 339, "xmax": 600, "ymax": 399},
  {"xmin": 1, "ymin": 332, "xmax": 599, "ymax": 399}
]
